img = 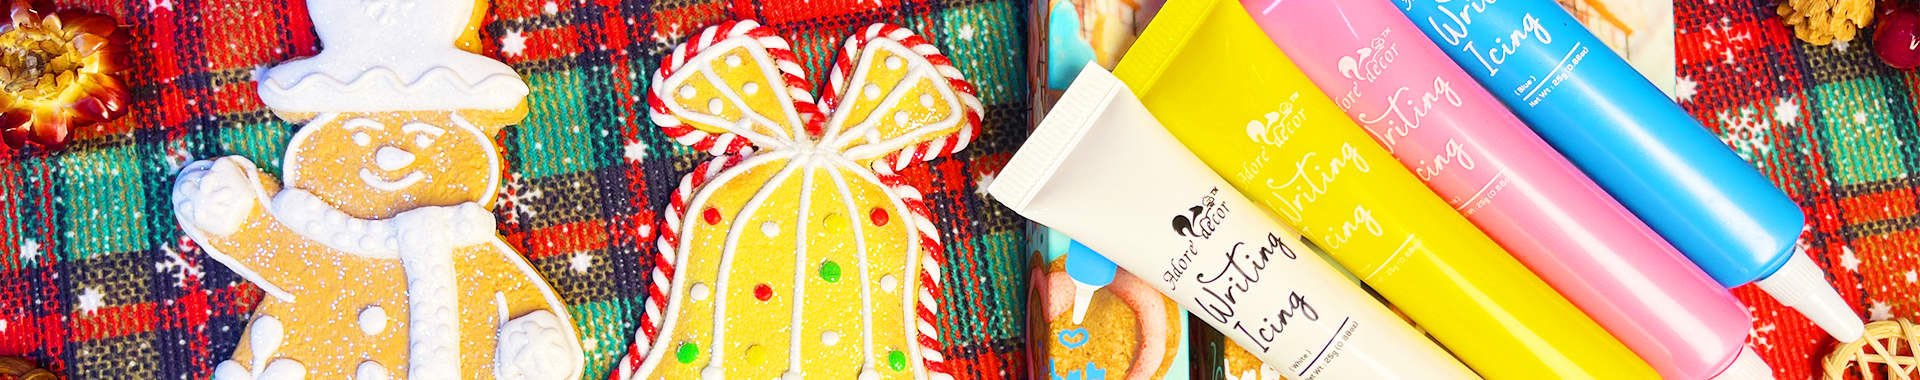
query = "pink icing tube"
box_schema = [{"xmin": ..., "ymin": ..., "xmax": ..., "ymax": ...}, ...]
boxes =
[{"xmin": 1238, "ymin": 0, "xmax": 1765, "ymax": 379}]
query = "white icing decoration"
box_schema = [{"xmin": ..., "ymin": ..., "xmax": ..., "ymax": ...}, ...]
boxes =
[
  {"xmin": 864, "ymin": 83, "xmax": 881, "ymax": 101},
  {"xmin": 374, "ymin": 146, "xmax": 416, "ymax": 171},
  {"xmin": 707, "ymin": 98, "xmax": 723, "ymax": 115},
  {"xmin": 892, "ymin": 111, "xmax": 909, "ymax": 127},
  {"xmin": 415, "ymin": 134, "xmax": 433, "ymax": 148},
  {"xmin": 255, "ymin": 0, "xmax": 528, "ymax": 111},
  {"xmin": 401, "ymin": 122, "xmax": 446, "ymax": 136},
  {"xmin": 760, "ymin": 221, "xmax": 779, "ymax": 237},
  {"xmin": 353, "ymin": 132, "xmax": 372, "ymax": 146},
  {"xmin": 356, "ymin": 361, "xmax": 389, "ymax": 380},
  {"xmin": 212, "ymin": 361, "xmax": 253, "ymax": 380},
  {"xmin": 859, "ymin": 368, "xmax": 880, "ymax": 380},
  {"xmin": 359, "ymin": 169, "xmax": 427, "ymax": 191},
  {"xmin": 359, "ymin": 306, "xmax": 388, "ymax": 336},
  {"xmin": 678, "ymin": 85, "xmax": 696, "ymax": 99},
  {"xmin": 725, "ymin": 55, "xmax": 742, "ymax": 67},
  {"xmin": 280, "ymin": 113, "xmax": 504, "ymax": 219},
  {"xmin": 251, "ymin": 315, "xmax": 285, "ymax": 358},
  {"xmin": 821, "ymin": 330, "xmax": 840, "ymax": 346},
  {"xmin": 496, "ymin": 310, "xmax": 584, "ymax": 380},
  {"xmin": 822, "ymin": 39, "xmax": 967, "ymax": 160},
  {"xmin": 918, "ymin": 94, "xmax": 933, "ymax": 108},
  {"xmin": 781, "ymin": 372, "xmax": 803, "ymax": 380},
  {"xmin": 270, "ymin": 189, "xmax": 401, "ymax": 259},
  {"xmin": 172, "ymin": 158, "xmax": 258, "ymax": 236},
  {"xmin": 700, "ymin": 366, "xmax": 724, "ymax": 380},
  {"xmin": 654, "ymin": 37, "xmax": 807, "ymax": 149},
  {"xmin": 880, "ymin": 275, "xmax": 897, "ymax": 293},
  {"xmin": 885, "ymin": 56, "xmax": 903, "ymax": 70},
  {"xmin": 257, "ymin": 359, "xmax": 308, "ymax": 380},
  {"xmin": 691, "ymin": 283, "xmax": 710, "ymax": 301},
  {"xmin": 741, "ymin": 82, "xmax": 759, "ymax": 96}
]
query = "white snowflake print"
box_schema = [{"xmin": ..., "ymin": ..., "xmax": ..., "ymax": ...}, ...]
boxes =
[
  {"xmin": 624, "ymin": 140, "xmax": 649, "ymax": 162},
  {"xmin": 570, "ymin": 251, "xmax": 593, "ymax": 273},
  {"xmin": 957, "ymin": 23, "xmax": 977, "ymax": 41},
  {"xmin": 501, "ymin": 30, "xmax": 528, "ymax": 57},
  {"xmin": 156, "ymin": 235, "xmax": 204, "ymax": 288},
  {"xmin": 1839, "ymin": 245, "xmax": 1861, "ymax": 272},
  {"xmin": 1676, "ymin": 76, "xmax": 1698, "ymax": 103},
  {"xmin": 1773, "ymin": 98, "xmax": 1800, "ymax": 126},
  {"xmin": 18, "ymin": 238, "xmax": 40, "ymax": 265},
  {"xmin": 76, "ymin": 287, "xmax": 106, "ymax": 314},
  {"xmin": 1869, "ymin": 300, "xmax": 1894, "ymax": 321},
  {"xmin": 497, "ymin": 173, "xmax": 544, "ymax": 226},
  {"xmin": 974, "ymin": 172, "xmax": 996, "ymax": 197},
  {"xmin": 1714, "ymin": 105, "xmax": 1774, "ymax": 167}
]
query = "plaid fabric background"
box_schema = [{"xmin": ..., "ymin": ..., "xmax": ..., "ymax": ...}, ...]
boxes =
[
  {"xmin": 1680, "ymin": 1, "xmax": 1920, "ymax": 379},
  {"xmin": 0, "ymin": 0, "xmax": 1031, "ymax": 379}
]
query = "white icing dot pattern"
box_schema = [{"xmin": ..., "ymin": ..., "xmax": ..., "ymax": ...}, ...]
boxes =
[
  {"xmin": 864, "ymin": 83, "xmax": 881, "ymax": 101},
  {"xmin": 760, "ymin": 221, "xmax": 779, "ymax": 237},
  {"xmin": 353, "ymin": 132, "xmax": 372, "ymax": 146},
  {"xmin": 707, "ymin": 99, "xmax": 723, "ymax": 115},
  {"xmin": 357, "ymin": 361, "xmax": 389, "ymax": 380},
  {"xmin": 679, "ymin": 85, "xmax": 697, "ymax": 99},
  {"xmin": 885, "ymin": 56, "xmax": 903, "ymax": 70},
  {"xmin": 821, "ymin": 330, "xmax": 840, "ymax": 346},
  {"xmin": 691, "ymin": 283, "xmax": 711, "ymax": 301},
  {"xmin": 880, "ymin": 275, "xmax": 897, "ymax": 293},
  {"xmin": 359, "ymin": 306, "xmax": 388, "ymax": 336},
  {"xmin": 742, "ymin": 82, "xmax": 759, "ymax": 96}
]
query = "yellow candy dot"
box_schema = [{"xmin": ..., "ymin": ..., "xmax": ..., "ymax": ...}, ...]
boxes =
[
  {"xmin": 745, "ymin": 345, "xmax": 767, "ymax": 365},
  {"xmin": 822, "ymin": 213, "xmax": 848, "ymax": 234}
]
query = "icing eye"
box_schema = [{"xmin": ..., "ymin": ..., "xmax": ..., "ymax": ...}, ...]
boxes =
[
  {"xmin": 742, "ymin": 82, "xmax": 759, "ymax": 96},
  {"xmin": 414, "ymin": 134, "xmax": 434, "ymax": 148},
  {"xmin": 352, "ymin": 132, "xmax": 372, "ymax": 146},
  {"xmin": 885, "ymin": 56, "xmax": 903, "ymax": 70},
  {"xmin": 707, "ymin": 98, "xmax": 723, "ymax": 115},
  {"xmin": 864, "ymin": 83, "xmax": 881, "ymax": 101},
  {"xmin": 919, "ymin": 93, "xmax": 935, "ymax": 108},
  {"xmin": 678, "ymin": 85, "xmax": 695, "ymax": 99}
]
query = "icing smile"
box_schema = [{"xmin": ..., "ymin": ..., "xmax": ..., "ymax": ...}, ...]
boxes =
[{"xmin": 360, "ymin": 169, "xmax": 425, "ymax": 191}]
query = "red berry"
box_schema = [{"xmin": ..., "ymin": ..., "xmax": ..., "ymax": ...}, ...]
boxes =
[
  {"xmin": 703, "ymin": 207, "xmax": 722, "ymax": 225},
  {"xmin": 870, "ymin": 207, "xmax": 890, "ymax": 227},
  {"xmin": 1877, "ymin": 3, "xmax": 1920, "ymax": 69},
  {"xmin": 754, "ymin": 284, "xmax": 773, "ymax": 301}
]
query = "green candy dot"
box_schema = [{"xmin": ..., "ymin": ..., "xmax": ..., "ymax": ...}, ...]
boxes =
[
  {"xmin": 819, "ymin": 261, "xmax": 842, "ymax": 283},
  {"xmin": 887, "ymin": 350, "xmax": 907, "ymax": 371},
  {"xmin": 676, "ymin": 342, "xmax": 699, "ymax": 364}
]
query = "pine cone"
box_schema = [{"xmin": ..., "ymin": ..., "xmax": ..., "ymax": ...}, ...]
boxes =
[{"xmin": 1781, "ymin": 0, "xmax": 1878, "ymax": 45}]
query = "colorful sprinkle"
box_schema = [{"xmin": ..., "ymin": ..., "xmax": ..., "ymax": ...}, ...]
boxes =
[
  {"xmin": 870, "ymin": 207, "xmax": 890, "ymax": 226},
  {"xmin": 703, "ymin": 207, "xmax": 722, "ymax": 225},
  {"xmin": 887, "ymin": 350, "xmax": 907, "ymax": 371},
  {"xmin": 677, "ymin": 342, "xmax": 699, "ymax": 364},
  {"xmin": 754, "ymin": 284, "xmax": 773, "ymax": 301},
  {"xmin": 745, "ymin": 345, "xmax": 767, "ymax": 365},
  {"xmin": 819, "ymin": 261, "xmax": 842, "ymax": 283}
]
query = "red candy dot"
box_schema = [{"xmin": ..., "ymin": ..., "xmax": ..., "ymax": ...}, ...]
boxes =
[
  {"xmin": 703, "ymin": 207, "xmax": 722, "ymax": 225},
  {"xmin": 754, "ymin": 284, "xmax": 773, "ymax": 301},
  {"xmin": 869, "ymin": 207, "xmax": 890, "ymax": 226}
]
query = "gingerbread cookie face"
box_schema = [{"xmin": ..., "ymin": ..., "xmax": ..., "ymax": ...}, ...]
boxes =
[
  {"xmin": 610, "ymin": 21, "xmax": 984, "ymax": 380},
  {"xmin": 284, "ymin": 111, "xmax": 501, "ymax": 219}
]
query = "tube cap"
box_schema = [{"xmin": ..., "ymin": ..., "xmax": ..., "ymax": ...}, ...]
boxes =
[
  {"xmin": 1755, "ymin": 250, "xmax": 1866, "ymax": 342},
  {"xmin": 1708, "ymin": 346, "xmax": 1774, "ymax": 380}
]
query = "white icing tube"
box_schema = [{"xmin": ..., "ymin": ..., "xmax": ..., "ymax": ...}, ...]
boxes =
[{"xmin": 988, "ymin": 68, "xmax": 1479, "ymax": 380}]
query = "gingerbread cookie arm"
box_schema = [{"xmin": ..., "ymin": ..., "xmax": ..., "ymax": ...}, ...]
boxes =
[{"xmin": 171, "ymin": 156, "xmax": 309, "ymax": 301}]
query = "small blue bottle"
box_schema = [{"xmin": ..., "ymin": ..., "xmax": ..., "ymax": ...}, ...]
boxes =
[{"xmin": 1395, "ymin": 0, "xmax": 1864, "ymax": 342}]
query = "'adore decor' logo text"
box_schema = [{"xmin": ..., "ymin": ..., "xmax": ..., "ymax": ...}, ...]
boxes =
[{"xmin": 1172, "ymin": 187, "xmax": 1228, "ymax": 239}]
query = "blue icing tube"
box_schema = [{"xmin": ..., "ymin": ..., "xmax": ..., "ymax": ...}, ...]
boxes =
[
  {"xmin": 1064, "ymin": 240, "xmax": 1117, "ymax": 324},
  {"xmin": 1397, "ymin": 0, "xmax": 1865, "ymax": 342},
  {"xmin": 1048, "ymin": 1, "xmax": 1098, "ymax": 91}
]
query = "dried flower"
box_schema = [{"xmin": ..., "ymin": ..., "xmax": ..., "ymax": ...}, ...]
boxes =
[{"xmin": 0, "ymin": 0, "xmax": 125, "ymax": 149}]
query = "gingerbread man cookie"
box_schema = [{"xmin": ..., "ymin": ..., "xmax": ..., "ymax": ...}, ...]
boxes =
[
  {"xmin": 170, "ymin": 0, "xmax": 583, "ymax": 379},
  {"xmin": 608, "ymin": 21, "xmax": 983, "ymax": 380}
]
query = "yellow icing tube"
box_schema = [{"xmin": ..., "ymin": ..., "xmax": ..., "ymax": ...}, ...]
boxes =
[
  {"xmin": 1107, "ymin": 0, "xmax": 1657, "ymax": 377},
  {"xmin": 990, "ymin": 66, "xmax": 1479, "ymax": 380}
]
